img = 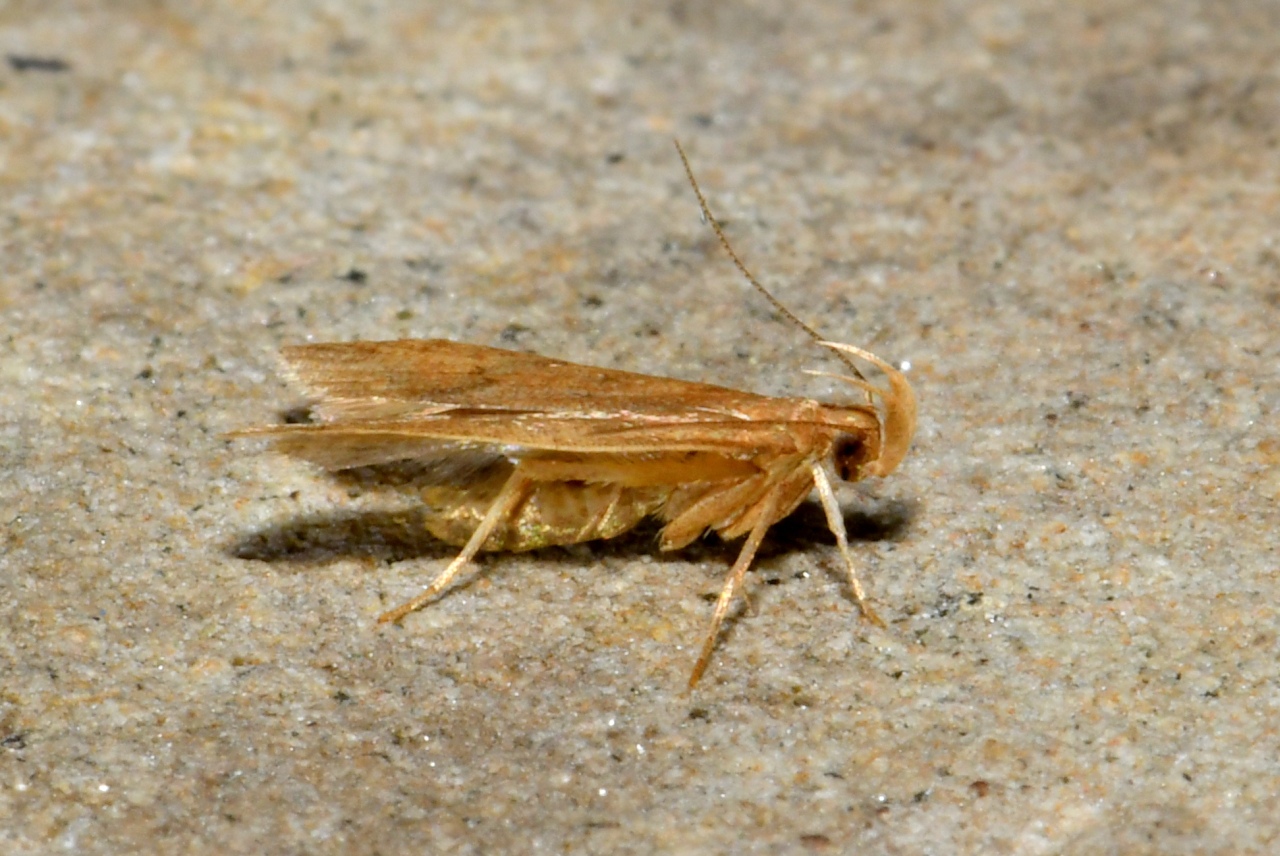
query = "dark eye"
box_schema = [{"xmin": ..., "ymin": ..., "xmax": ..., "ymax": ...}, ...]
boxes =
[{"xmin": 833, "ymin": 435, "xmax": 868, "ymax": 481}]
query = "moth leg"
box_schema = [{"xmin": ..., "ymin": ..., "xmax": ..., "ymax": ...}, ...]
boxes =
[
  {"xmin": 576, "ymin": 483, "xmax": 626, "ymax": 542},
  {"xmin": 688, "ymin": 488, "xmax": 782, "ymax": 688},
  {"xmin": 810, "ymin": 463, "xmax": 885, "ymax": 627},
  {"xmin": 377, "ymin": 467, "xmax": 534, "ymax": 624}
]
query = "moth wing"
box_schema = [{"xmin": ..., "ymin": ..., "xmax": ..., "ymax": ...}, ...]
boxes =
[
  {"xmin": 228, "ymin": 425, "xmax": 500, "ymax": 472},
  {"xmin": 239, "ymin": 338, "xmax": 860, "ymax": 464},
  {"xmin": 280, "ymin": 339, "xmax": 776, "ymax": 421},
  {"xmin": 236, "ymin": 412, "xmax": 816, "ymax": 459}
]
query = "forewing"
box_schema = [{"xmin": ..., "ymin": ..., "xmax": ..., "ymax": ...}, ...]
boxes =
[
  {"xmin": 281, "ymin": 339, "xmax": 775, "ymax": 421},
  {"xmin": 241, "ymin": 339, "xmax": 869, "ymax": 463}
]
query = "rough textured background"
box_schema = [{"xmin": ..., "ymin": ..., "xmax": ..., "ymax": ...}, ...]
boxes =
[{"xmin": 3, "ymin": 1, "xmax": 1278, "ymax": 853}]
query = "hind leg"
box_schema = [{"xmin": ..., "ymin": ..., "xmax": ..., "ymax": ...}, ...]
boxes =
[{"xmin": 378, "ymin": 467, "xmax": 534, "ymax": 624}]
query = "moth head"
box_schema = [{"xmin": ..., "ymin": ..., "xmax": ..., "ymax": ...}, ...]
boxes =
[
  {"xmin": 832, "ymin": 432, "xmax": 877, "ymax": 482},
  {"xmin": 817, "ymin": 341, "xmax": 917, "ymax": 480}
]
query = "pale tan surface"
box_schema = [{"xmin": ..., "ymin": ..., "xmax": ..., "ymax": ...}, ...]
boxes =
[{"xmin": 3, "ymin": 2, "xmax": 1279, "ymax": 853}]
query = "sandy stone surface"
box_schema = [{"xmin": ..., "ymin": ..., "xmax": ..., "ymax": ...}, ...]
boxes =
[{"xmin": 3, "ymin": 1, "xmax": 1278, "ymax": 853}]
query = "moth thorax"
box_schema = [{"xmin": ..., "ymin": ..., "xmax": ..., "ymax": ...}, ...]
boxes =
[{"xmin": 832, "ymin": 431, "xmax": 879, "ymax": 482}]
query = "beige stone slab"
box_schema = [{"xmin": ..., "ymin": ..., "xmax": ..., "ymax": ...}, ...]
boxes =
[{"xmin": 3, "ymin": 1, "xmax": 1278, "ymax": 852}]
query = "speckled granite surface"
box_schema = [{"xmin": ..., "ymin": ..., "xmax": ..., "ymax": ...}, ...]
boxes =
[{"xmin": 3, "ymin": 1, "xmax": 1278, "ymax": 853}]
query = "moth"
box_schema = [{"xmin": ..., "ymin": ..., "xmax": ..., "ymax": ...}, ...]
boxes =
[{"xmin": 233, "ymin": 142, "xmax": 916, "ymax": 686}]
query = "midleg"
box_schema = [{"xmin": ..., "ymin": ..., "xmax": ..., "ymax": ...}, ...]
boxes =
[{"xmin": 687, "ymin": 488, "xmax": 782, "ymax": 688}]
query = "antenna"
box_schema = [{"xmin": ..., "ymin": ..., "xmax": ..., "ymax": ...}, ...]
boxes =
[{"xmin": 673, "ymin": 139, "xmax": 867, "ymax": 383}]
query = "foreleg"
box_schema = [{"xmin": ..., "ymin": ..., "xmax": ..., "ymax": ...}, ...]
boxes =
[{"xmin": 810, "ymin": 463, "xmax": 884, "ymax": 627}]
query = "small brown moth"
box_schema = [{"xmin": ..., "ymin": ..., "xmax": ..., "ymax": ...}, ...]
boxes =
[{"xmin": 234, "ymin": 142, "xmax": 916, "ymax": 686}]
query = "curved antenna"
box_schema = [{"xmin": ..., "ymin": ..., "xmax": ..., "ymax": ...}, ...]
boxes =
[{"xmin": 673, "ymin": 139, "xmax": 868, "ymax": 383}]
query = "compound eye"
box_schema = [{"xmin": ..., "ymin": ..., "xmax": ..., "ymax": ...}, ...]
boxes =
[{"xmin": 833, "ymin": 435, "xmax": 870, "ymax": 481}]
